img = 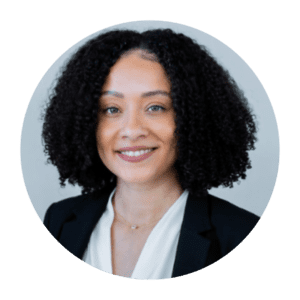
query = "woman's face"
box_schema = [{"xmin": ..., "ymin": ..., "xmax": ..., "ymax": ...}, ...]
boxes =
[{"xmin": 96, "ymin": 50, "xmax": 178, "ymax": 185}]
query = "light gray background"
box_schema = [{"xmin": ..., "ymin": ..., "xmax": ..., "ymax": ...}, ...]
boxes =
[{"xmin": 21, "ymin": 20, "xmax": 279, "ymax": 221}]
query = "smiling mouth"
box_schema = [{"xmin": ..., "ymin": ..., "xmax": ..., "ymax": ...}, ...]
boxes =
[{"xmin": 116, "ymin": 148, "xmax": 157, "ymax": 157}]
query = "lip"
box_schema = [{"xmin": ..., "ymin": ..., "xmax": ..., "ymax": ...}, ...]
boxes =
[
  {"xmin": 117, "ymin": 146, "xmax": 155, "ymax": 151},
  {"xmin": 117, "ymin": 149, "xmax": 156, "ymax": 163}
]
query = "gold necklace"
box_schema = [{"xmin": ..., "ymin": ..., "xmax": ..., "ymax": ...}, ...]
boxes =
[{"xmin": 114, "ymin": 210, "xmax": 161, "ymax": 230}]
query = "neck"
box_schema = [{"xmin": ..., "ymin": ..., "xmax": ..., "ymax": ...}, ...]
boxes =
[{"xmin": 112, "ymin": 169, "xmax": 183, "ymax": 225}]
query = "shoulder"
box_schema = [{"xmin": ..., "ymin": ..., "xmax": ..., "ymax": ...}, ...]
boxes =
[
  {"xmin": 43, "ymin": 189, "xmax": 110, "ymax": 238},
  {"xmin": 43, "ymin": 194, "xmax": 88, "ymax": 236},
  {"xmin": 44, "ymin": 193, "xmax": 90, "ymax": 220},
  {"xmin": 208, "ymin": 193, "xmax": 259, "ymax": 226},
  {"xmin": 46, "ymin": 193, "xmax": 88, "ymax": 216},
  {"xmin": 207, "ymin": 193, "xmax": 260, "ymax": 253}
]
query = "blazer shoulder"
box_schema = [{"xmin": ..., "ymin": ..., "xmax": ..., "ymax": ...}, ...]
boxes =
[
  {"xmin": 208, "ymin": 194, "xmax": 259, "ymax": 224},
  {"xmin": 43, "ymin": 195, "xmax": 84, "ymax": 238},
  {"xmin": 50, "ymin": 194, "xmax": 87, "ymax": 210},
  {"xmin": 207, "ymin": 193, "xmax": 260, "ymax": 253},
  {"xmin": 44, "ymin": 189, "xmax": 109, "ymax": 218},
  {"xmin": 43, "ymin": 193, "xmax": 93, "ymax": 238}
]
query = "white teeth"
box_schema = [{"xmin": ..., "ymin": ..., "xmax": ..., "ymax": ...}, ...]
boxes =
[{"xmin": 120, "ymin": 148, "xmax": 154, "ymax": 157}]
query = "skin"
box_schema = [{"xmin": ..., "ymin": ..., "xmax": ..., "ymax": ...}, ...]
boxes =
[{"xmin": 96, "ymin": 49, "xmax": 183, "ymax": 277}]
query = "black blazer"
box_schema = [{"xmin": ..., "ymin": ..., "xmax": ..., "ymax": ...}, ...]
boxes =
[{"xmin": 43, "ymin": 186, "xmax": 259, "ymax": 278}]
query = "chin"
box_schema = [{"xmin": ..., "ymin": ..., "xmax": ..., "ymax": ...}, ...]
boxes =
[
  {"xmin": 119, "ymin": 176, "xmax": 154, "ymax": 185},
  {"xmin": 116, "ymin": 170, "xmax": 158, "ymax": 185}
]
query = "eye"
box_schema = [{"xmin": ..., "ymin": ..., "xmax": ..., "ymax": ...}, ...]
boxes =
[
  {"xmin": 148, "ymin": 105, "xmax": 165, "ymax": 112},
  {"xmin": 103, "ymin": 107, "xmax": 120, "ymax": 115}
]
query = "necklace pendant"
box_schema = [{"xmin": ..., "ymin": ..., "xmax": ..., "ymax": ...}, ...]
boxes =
[{"xmin": 131, "ymin": 225, "xmax": 137, "ymax": 229}]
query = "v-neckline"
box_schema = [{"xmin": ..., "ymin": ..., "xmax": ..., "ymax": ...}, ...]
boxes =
[{"xmin": 107, "ymin": 189, "xmax": 189, "ymax": 278}]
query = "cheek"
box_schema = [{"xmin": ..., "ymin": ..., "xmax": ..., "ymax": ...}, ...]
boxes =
[
  {"xmin": 161, "ymin": 119, "xmax": 177, "ymax": 146},
  {"xmin": 96, "ymin": 123, "xmax": 110, "ymax": 154},
  {"xmin": 153, "ymin": 125, "xmax": 177, "ymax": 155}
]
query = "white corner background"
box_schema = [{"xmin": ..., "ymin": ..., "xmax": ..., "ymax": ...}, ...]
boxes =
[{"xmin": 21, "ymin": 19, "xmax": 278, "ymax": 222}]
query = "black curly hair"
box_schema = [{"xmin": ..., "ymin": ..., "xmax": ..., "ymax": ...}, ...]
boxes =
[{"xmin": 42, "ymin": 28, "xmax": 257, "ymax": 197}]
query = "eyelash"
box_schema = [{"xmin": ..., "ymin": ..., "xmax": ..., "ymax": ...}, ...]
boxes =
[{"xmin": 103, "ymin": 105, "xmax": 166, "ymax": 115}]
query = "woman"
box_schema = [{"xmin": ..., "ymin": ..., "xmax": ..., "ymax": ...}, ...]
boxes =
[{"xmin": 43, "ymin": 29, "xmax": 259, "ymax": 279}]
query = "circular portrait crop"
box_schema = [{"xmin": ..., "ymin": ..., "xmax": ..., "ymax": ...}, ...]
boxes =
[{"xmin": 21, "ymin": 21, "xmax": 279, "ymax": 279}]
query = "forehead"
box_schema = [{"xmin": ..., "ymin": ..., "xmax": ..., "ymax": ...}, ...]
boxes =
[{"xmin": 102, "ymin": 50, "xmax": 171, "ymax": 94}]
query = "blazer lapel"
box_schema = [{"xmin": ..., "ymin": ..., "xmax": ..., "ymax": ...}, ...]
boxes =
[
  {"xmin": 172, "ymin": 192, "xmax": 212, "ymax": 278},
  {"xmin": 59, "ymin": 189, "xmax": 112, "ymax": 259}
]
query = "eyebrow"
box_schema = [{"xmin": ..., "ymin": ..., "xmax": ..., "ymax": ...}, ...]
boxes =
[{"xmin": 100, "ymin": 90, "xmax": 171, "ymax": 99}]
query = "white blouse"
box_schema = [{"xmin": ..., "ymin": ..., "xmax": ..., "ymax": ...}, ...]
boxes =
[{"xmin": 82, "ymin": 188, "xmax": 189, "ymax": 279}]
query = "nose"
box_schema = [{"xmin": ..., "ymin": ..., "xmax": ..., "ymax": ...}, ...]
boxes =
[{"xmin": 121, "ymin": 109, "xmax": 148, "ymax": 141}]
